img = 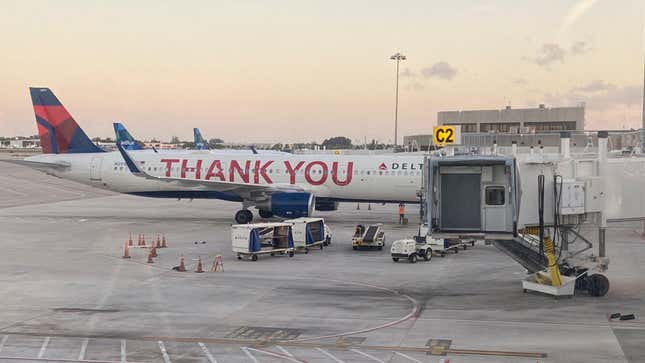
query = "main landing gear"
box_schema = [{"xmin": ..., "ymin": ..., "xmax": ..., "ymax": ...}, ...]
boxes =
[
  {"xmin": 258, "ymin": 209, "xmax": 274, "ymax": 219},
  {"xmin": 235, "ymin": 209, "xmax": 254, "ymax": 224}
]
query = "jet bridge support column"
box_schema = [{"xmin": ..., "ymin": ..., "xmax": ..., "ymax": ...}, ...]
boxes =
[{"xmin": 598, "ymin": 131, "xmax": 608, "ymax": 258}]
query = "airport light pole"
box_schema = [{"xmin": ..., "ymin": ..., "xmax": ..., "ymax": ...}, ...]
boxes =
[{"xmin": 390, "ymin": 52, "xmax": 406, "ymax": 149}]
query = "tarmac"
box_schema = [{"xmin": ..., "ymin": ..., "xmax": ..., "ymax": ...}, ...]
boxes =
[{"xmin": 0, "ymin": 154, "xmax": 644, "ymax": 363}]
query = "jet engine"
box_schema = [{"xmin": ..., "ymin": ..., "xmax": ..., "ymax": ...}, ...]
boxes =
[
  {"xmin": 258, "ymin": 192, "xmax": 315, "ymax": 218},
  {"xmin": 315, "ymin": 198, "xmax": 339, "ymax": 211}
]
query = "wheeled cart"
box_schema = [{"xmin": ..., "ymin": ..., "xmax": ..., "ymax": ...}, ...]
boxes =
[
  {"xmin": 426, "ymin": 238, "xmax": 471, "ymax": 257},
  {"xmin": 232, "ymin": 222, "xmax": 295, "ymax": 261},
  {"xmin": 352, "ymin": 223, "xmax": 385, "ymax": 250},
  {"xmin": 286, "ymin": 217, "xmax": 328, "ymax": 253}
]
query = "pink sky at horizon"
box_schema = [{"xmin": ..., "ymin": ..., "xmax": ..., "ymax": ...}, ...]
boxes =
[{"xmin": 1, "ymin": 0, "xmax": 644, "ymax": 143}]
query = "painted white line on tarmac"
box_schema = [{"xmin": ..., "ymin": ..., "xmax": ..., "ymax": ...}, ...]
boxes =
[
  {"xmin": 37, "ymin": 337, "xmax": 50, "ymax": 359},
  {"xmin": 120, "ymin": 340, "xmax": 126, "ymax": 363},
  {"xmin": 197, "ymin": 342, "xmax": 218, "ymax": 363},
  {"xmin": 351, "ymin": 349, "xmax": 387, "ymax": 363},
  {"xmin": 240, "ymin": 347, "xmax": 259, "ymax": 363},
  {"xmin": 393, "ymin": 351, "xmax": 423, "ymax": 363},
  {"xmin": 275, "ymin": 345, "xmax": 294, "ymax": 357},
  {"xmin": 245, "ymin": 347, "xmax": 306, "ymax": 363},
  {"xmin": 78, "ymin": 338, "xmax": 89, "ymax": 361},
  {"xmin": 0, "ymin": 335, "xmax": 8, "ymax": 353},
  {"xmin": 315, "ymin": 347, "xmax": 346, "ymax": 363},
  {"xmin": 157, "ymin": 341, "xmax": 171, "ymax": 363}
]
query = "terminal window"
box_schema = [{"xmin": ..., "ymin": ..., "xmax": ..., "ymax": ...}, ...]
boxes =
[
  {"xmin": 524, "ymin": 121, "xmax": 576, "ymax": 131},
  {"xmin": 485, "ymin": 186, "xmax": 505, "ymax": 205},
  {"xmin": 480, "ymin": 122, "xmax": 520, "ymax": 133}
]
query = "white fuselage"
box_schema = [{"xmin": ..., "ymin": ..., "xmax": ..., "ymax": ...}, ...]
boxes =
[{"xmin": 26, "ymin": 150, "xmax": 426, "ymax": 203}]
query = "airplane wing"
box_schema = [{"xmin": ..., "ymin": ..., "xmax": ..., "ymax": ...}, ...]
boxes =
[
  {"xmin": 117, "ymin": 143, "xmax": 303, "ymax": 201},
  {"xmin": 1, "ymin": 158, "xmax": 71, "ymax": 170}
]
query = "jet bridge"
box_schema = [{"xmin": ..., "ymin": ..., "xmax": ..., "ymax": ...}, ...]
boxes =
[
  {"xmin": 425, "ymin": 155, "xmax": 520, "ymax": 240},
  {"xmin": 420, "ymin": 131, "xmax": 645, "ymax": 297}
]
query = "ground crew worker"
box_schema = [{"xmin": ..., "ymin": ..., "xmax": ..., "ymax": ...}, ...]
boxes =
[{"xmin": 398, "ymin": 203, "xmax": 405, "ymax": 224}]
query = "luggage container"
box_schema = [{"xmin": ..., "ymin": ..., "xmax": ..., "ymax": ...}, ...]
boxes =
[
  {"xmin": 352, "ymin": 223, "xmax": 385, "ymax": 250},
  {"xmin": 232, "ymin": 222, "xmax": 295, "ymax": 261},
  {"xmin": 287, "ymin": 217, "xmax": 327, "ymax": 253}
]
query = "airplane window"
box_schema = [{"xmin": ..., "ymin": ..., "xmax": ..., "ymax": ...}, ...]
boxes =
[
  {"xmin": 120, "ymin": 167, "xmax": 123, "ymax": 171},
  {"xmin": 379, "ymin": 171, "xmax": 383, "ymax": 175},
  {"xmin": 366, "ymin": 171, "xmax": 370, "ymax": 175},
  {"xmin": 153, "ymin": 167, "xmax": 157, "ymax": 171},
  {"xmin": 114, "ymin": 167, "xmax": 117, "ymax": 170}
]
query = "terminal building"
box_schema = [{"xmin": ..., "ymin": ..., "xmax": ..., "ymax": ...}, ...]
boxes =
[
  {"xmin": 437, "ymin": 104, "xmax": 584, "ymax": 133},
  {"xmin": 404, "ymin": 104, "xmax": 640, "ymax": 152}
]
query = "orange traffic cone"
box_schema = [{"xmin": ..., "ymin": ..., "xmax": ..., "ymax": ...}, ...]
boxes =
[
  {"xmin": 161, "ymin": 234, "xmax": 167, "ymax": 248},
  {"xmin": 147, "ymin": 248, "xmax": 154, "ymax": 263},
  {"xmin": 178, "ymin": 255, "xmax": 186, "ymax": 272},
  {"xmin": 127, "ymin": 233, "xmax": 133, "ymax": 247},
  {"xmin": 122, "ymin": 241, "xmax": 131, "ymax": 259},
  {"xmin": 211, "ymin": 255, "xmax": 224, "ymax": 272},
  {"xmin": 156, "ymin": 234, "xmax": 161, "ymax": 248},
  {"xmin": 195, "ymin": 256, "xmax": 204, "ymax": 273},
  {"xmin": 150, "ymin": 244, "xmax": 158, "ymax": 258}
]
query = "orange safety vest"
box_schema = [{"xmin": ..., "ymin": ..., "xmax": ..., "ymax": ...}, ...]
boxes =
[{"xmin": 399, "ymin": 206, "xmax": 405, "ymax": 215}]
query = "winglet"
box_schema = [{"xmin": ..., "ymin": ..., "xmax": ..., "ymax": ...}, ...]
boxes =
[{"xmin": 117, "ymin": 142, "xmax": 143, "ymax": 176}]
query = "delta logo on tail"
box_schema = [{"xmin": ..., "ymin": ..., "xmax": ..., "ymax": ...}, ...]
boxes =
[
  {"xmin": 378, "ymin": 163, "xmax": 387, "ymax": 170},
  {"xmin": 29, "ymin": 87, "xmax": 103, "ymax": 154}
]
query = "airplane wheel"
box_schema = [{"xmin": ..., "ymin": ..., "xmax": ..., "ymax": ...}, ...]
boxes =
[
  {"xmin": 288, "ymin": 251, "xmax": 294, "ymax": 257},
  {"xmin": 237, "ymin": 254, "xmax": 242, "ymax": 260},
  {"xmin": 409, "ymin": 254, "xmax": 417, "ymax": 263},
  {"xmin": 235, "ymin": 210, "xmax": 252, "ymax": 224},
  {"xmin": 353, "ymin": 246, "xmax": 358, "ymax": 250},
  {"xmin": 320, "ymin": 244, "xmax": 324, "ymax": 250},
  {"xmin": 392, "ymin": 257, "xmax": 399, "ymax": 262},
  {"xmin": 259, "ymin": 209, "xmax": 273, "ymax": 218},
  {"xmin": 587, "ymin": 274, "xmax": 609, "ymax": 297},
  {"xmin": 441, "ymin": 252, "xmax": 446, "ymax": 257},
  {"xmin": 251, "ymin": 254, "xmax": 258, "ymax": 261}
]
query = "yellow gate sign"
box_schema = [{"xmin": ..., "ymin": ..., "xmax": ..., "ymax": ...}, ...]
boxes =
[{"xmin": 433, "ymin": 125, "xmax": 461, "ymax": 146}]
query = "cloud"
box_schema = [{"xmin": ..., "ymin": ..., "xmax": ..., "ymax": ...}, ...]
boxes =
[
  {"xmin": 400, "ymin": 67, "xmax": 417, "ymax": 78},
  {"xmin": 559, "ymin": 0, "xmax": 600, "ymax": 35},
  {"xmin": 543, "ymin": 82, "xmax": 641, "ymax": 110},
  {"xmin": 421, "ymin": 62, "xmax": 458, "ymax": 80},
  {"xmin": 570, "ymin": 40, "xmax": 590, "ymax": 55},
  {"xmin": 529, "ymin": 43, "xmax": 567, "ymax": 66},
  {"xmin": 572, "ymin": 80, "xmax": 616, "ymax": 93}
]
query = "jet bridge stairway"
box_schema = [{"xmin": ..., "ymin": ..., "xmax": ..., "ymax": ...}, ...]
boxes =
[{"xmin": 492, "ymin": 234, "xmax": 546, "ymax": 273}]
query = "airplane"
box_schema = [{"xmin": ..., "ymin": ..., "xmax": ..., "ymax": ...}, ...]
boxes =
[
  {"xmin": 22, "ymin": 87, "xmax": 425, "ymax": 224},
  {"xmin": 193, "ymin": 128, "xmax": 209, "ymax": 150},
  {"xmin": 114, "ymin": 122, "xmax": 144, "ymax": 150}
]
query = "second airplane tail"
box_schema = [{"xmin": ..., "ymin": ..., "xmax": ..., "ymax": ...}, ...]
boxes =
[
  {"xmin": 193, "ymin": 128, "xmax": 209, "ymax": 150},
  {"xmin": 113, "ymin": 122, "xmax": 144, "ymax": 150},
  {"xmin": 29, "ymin": 87, "xmax": 104, "ymax": 154}
]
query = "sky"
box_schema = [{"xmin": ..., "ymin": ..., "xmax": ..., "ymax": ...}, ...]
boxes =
[{"xmin": 1, "ymin": 0, "xmax": 644, "ymax": 143}]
